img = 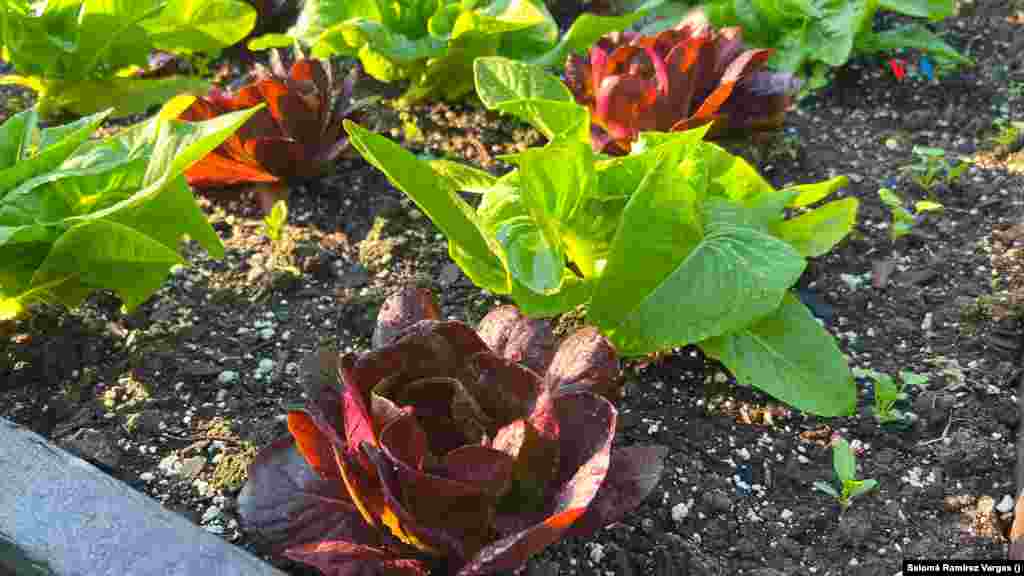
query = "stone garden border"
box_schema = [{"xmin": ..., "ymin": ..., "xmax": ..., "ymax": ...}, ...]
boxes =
[{"xmin": 0, "ymin": 418, "xmax": 285, "ymax": 576}]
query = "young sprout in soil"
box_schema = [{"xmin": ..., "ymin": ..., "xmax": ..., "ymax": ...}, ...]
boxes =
[
  {"xmin": 813, "ymin": 436, "xmax": 878, "ymax": 511},
  {"xmin": 899, "ymin": 146, "xmax": 969, "ymax": 195},
  {"xmin": 878, "ymin": 187, "xmax": 944, "ymax": 240},
  {"xmin": 259, "ymin": 199, "xmax": 300, "ymax": 286},
  {"xmin": 989, "ymin": 119, "xmax": 1024, "ymax": 154},
  {"xmin": 853, "ymin": 367, "xmax": 928, "ymax": 424}
]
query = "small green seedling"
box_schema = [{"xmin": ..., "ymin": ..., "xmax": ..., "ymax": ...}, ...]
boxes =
[
  {"xmin": 813, "ymin": 437, "xmax": 878, "ymax": 510},
  {"xmin": 853, "ymin": 367, "xmax": 928, "ymax": 424},
  {"xmin": 261, "ymin": 199, "xmax": 301, "ymax": 278},
  {"xmin": 878, "ymin": 188, "xmax": 943, "ymax": 240},
  {"xmin": 989, "ymin": 119, "xmax": 1024, "ymax": 151},
  {"xmin": 900, "ymin": 146, "xmax": 968, "ymax": 193},
  {"xmin": 263, "ymin": 199, "xmax": 289, "ymax": 245}
]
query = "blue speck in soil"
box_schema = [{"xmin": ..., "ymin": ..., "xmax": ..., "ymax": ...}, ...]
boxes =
[{"xmin": 736, "ymin": 463, "xmax": 752, "ymax": 496}]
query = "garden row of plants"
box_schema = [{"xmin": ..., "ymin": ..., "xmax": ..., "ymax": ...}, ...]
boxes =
[{"xmin": 0, "ymin": 0, "xmax": 972, "ymax": 574}]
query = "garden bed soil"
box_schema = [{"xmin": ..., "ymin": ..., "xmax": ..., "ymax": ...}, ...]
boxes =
[{"xmin": 3, "ymin": 1, "xmax": 1024, "ymax": 574}]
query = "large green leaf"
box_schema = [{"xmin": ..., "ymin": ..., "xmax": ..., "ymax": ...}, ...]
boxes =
[
  {"xmin": 773, "ymin": 197, "xmax": 859, "ymax": 257},
  {"xmin": 344, "ymin": 120, "xmax": 509, "ymax": 292},
  {"xmin": 856, "ymin": 24, "xmax": 972, "ymax": 64},
  {"xmin": 784, "ymin": 175, "xmax": 850, "ymax": 207},
  {"xmin": 509, "ymin": 271, "xmax": 593, "ymax": 317},
  {"xmin": 517, "ymin": 141, "xmax": 595, "ymax": 282},
  {"xmin": 474, "ymin": 57, "xmax": 573, "ymax": 108},
  {"xmin": 473, "ymin": 57, "xmax": 591, "ymax": 142},
  {"xmin": 877, "ymin": 0, "xmax": 954, "ymax": 19},
  {"xmin": 528, "ymin": 11, "xmax": 646, "ymax": 67},
  {"xmin": 6, "ymin": 75, "xmax": 212, "ymax": 119},
  {"xmin": 700, "ymin": 293, "xmax": 856, "ymax": 417},
  {"xmin": 589, "ymin": 152, "xmax": 806, "ymax": 356},
  {"xmin": 0, "ymin": 109, "xmax": 111, "ymax": 193},
  {"xmin": 0, "ymin": 0, "xmax": 254, "ymax": 117},
  {"xmin": 484, "ymin": 0, "xmax": 558, "ymax": 59},
  {"xmin": 139, "ymin": 0, "xmax": 258, "ymax": 55},
  {"xmin": 0, "ymin": 108, "xmax": 37, "ymax": 175},
  {"xmin": 276, "ymin": 0, "xmax": 381, "ymax": 47},
  {"xmin": 30, "ymin": 218, "xmax": 184, "ymax": 311}
]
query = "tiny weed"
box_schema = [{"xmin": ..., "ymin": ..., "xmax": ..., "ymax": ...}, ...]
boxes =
[
  {"xmin": 261, "ymin": 199, "xmax": 301, "ymax": 277},
  {"xmin": 813, "ymin": 436, "xmax": 878, "ymax": 511},
  {"xmin": 878, "ymin": 188, "xmax": 943, "ymax": 240},
  {"xmin": 900, "ymin": 146, "xmax": 968, "ymax": 194},
  {"xmin": 853, "ymin": 367, "xmax": 928, "ymax": 424}
]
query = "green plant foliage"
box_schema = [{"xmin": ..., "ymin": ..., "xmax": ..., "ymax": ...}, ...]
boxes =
[
  {"xmin": 249, "ymin": 0, "xmax": 664, "ymax": 103},
  {"xmin": 900, "ymin": 145, "xmax": 969, "ymax": 193},
  {"xmin": 640, "ymin": 0, "xmax": 971, "ymax": 88},
  {"xmin": 263, "ymin": 199, "xmax": 288, "ymax": 244},
  {"xmin": 813, "ymin": 437, "xmax": 878, "ymax": 510},
  {"xmin": 0, "ymin": 0, "xmax": 258, "ymax": 118},
  {"xmin": 0, "ymin": 98, "xmax": 261, "ymax": 321},
  {"xmin": 853, "ymin": 367, "xmax": 927, "ymax": 423},
  {"xmin": 343, "ymin": 57, "xmax": 860, "ymax": 416},
  {"xmin": 877, "ymin": 187, "xmax": 943, "ymax": 240}
]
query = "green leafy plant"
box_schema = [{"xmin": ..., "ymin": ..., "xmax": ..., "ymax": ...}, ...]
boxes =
[
  {"xmin": 563, "ymin": 9, "xmax": 802, "ymax": 154},
  {"xmin": 249, "ymin": 0, "xmax": 666, "ymax": 103},
  {"xmin": 0, "ymin": 0, "xmax": 258, "ymax": 119},
  {"xmin": 900, "ymin": 146, "xmax": 968, "ymax": 193},
  {"xmin": 639, "ymin": 1, "xmax": 971, "ymax": 90},
  {"xmin": 0, "ymin": 97, "xmax": 261, "ymax": 321},
  {"xmin": 239, "ymin": 285, "xmax": 666, "ymax": 575},
  {"xmin": 878, "ymin": 187, "xmax": 943, "ymax": 240},
  {"xmin": 343, "ymin": 56, "xmax": 859, "ymax": 416},
  {"xmin": 813, "ymin": 436, "xmax": 877, "ymax": 510},
  {"xmin": 853, "ymin": 367, "xmax": 927, "ymax": 424}
]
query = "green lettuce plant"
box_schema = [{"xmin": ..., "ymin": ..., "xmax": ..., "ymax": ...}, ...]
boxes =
[
  {"xmin": 249, "ymin": 0, "xmax": 665, "ymax": 103},
  {"xmin": 0, "ymin": 97, "xmax": 261, "ymax": 321},
  {"xmin": 343, "ymin": 56, "xmax": 859, "ymax": 416},
  {"xmin": 639, "ymin": 1, "xmax": 972, "ymax": 90},
  {"xmin": 813, "ymin": 436, "xmax": 877, "ymax": 510},
  {"xmin": 0, "ymin": 0, "xmax": 258, "ymax": 118}
]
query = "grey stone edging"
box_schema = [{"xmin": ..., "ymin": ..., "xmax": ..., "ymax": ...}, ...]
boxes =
[{"xmin": 0, "ymin": 418, "xmax": 286, "ymax": 576}]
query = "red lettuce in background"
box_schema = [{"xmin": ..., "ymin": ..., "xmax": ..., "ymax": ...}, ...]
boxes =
[
  {"xmin": 238, "ymin": 285, "xmax": 667, "ymax": 575},
  {"xmin": 179, "ymin": 51, "xmax": 364, "ymax": 210},
  {"xmin": 564, "ymin": 9, "xmax": 801, "ymax": 155}
]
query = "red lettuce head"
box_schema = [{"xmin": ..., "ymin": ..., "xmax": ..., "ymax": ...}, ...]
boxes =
[
  {"xmin": 238, "ymin": 286, "xmax": 667, "ymax": 575},
  {"xmin": 179, "ymin": 51, "xmax": 362, "ymax": 193},
  {"xmin": 564, "ymin": 9, "xmax": 802, "ymax": 155}
]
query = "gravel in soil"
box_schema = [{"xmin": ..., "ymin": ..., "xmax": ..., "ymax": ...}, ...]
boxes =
[{"xmin": 3, "ymin": 2, "xmax": 1024, "ymax": 574}]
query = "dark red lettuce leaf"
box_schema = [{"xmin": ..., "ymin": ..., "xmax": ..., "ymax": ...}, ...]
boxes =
[
  {"xmin": 237, "ymin": 437, "xmax": 384, "ymax": 552},
  {"xmin": 564, "ymin": 445, "xmax": 669, "ymax": 539},
  {"xmin": 544, "ymin": 326, "xmax": 621, "ymax": 400},
  {"xmin": 372, "ymin": 285, "xmax": 443, "ymax": 348},
  {"xmin": 459, "ymin": 392, "xmax": 616, "ymax": 575},
  {"xmin": 285, "ymin": 541, "xmax": 430, "ymax": 576},
  {"xmin": 475, "ymin": 306, "xmax": 557, "ymax": 375},
  {"xmin": 363, "ymin": 443, "xmax": 496, "ymax": 560},
  {"xmin": 180, "ymin": 55, "xmax": 363, "ymax": 192}
]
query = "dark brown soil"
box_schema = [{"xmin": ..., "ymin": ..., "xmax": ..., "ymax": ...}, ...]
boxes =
[{"xmin": 2, "ymin": 2, "xmax": 1024, "ymax": 575}]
